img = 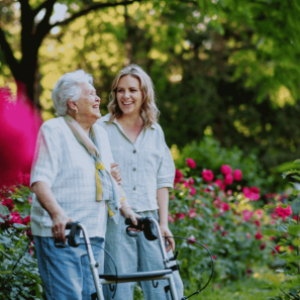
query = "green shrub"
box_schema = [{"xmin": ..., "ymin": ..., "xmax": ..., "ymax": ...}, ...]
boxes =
[{"xmin": 0, "ymin": 183, "xmax": 43, "ymax": 300}]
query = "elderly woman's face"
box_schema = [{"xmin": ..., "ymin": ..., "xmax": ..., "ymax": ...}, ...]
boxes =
[
  {"xmin": 76, "ymin": 82, "xmax": 101, "ymax": 121},
  {"xmin": 116, "ymin": 75, "xmax": 143, "ymax": 117}
]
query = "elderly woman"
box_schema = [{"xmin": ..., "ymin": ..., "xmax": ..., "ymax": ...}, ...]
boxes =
[
  {"xmin": 30, "ymin": 70, "xmax": 137, "ymax": 300},
  {"xmin": 97, "ymin": 64, "xmax": 183, "ymax": 300}
]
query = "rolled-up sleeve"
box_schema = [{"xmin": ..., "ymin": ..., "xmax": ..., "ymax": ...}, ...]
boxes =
[
  {"xmin": 30, "ymin": 124, "xmax": 62, "ymax": 188},
  {"xmin": 157, "ymin": 143, "xmax": 175, "ymax": 191}
]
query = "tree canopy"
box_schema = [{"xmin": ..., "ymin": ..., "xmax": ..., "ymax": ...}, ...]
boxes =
[{"xmin": 1, "ymin": 0, "xmax": 300, "ymax": 171}]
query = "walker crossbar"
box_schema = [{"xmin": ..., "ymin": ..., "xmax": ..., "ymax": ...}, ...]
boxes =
[{"xmin": 62, "ymin": 221, "xmax": 180, "ymax": 300}]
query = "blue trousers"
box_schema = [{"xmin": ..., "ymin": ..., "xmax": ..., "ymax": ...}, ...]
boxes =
[
  {"xmin": 34, "ymin": 236, "xmax": 104, "ymax": 300},
  {"xmin": 103, "ymin": 210, "xmax": 184, "ymax": 300}
]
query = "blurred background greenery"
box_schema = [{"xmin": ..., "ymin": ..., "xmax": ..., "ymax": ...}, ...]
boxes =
[{"xmin": 1, "ymin": 0, "xmax": 300, "ymax": 193}]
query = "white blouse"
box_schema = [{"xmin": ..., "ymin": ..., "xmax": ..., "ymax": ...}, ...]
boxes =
[{"xmin": 97, "ymin": 114, "xmax": 175, "ymax": 213}]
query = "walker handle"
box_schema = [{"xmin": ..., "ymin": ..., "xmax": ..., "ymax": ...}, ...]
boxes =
[{"xmin": 54, "ymin": 222, "xmax": 81, "ymax": 248}]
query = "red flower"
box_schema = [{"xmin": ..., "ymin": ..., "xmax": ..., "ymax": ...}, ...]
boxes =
[
  {"xmin": 222, "ymin": 202, "xmax": 230, "ymax": 211},
  {"xmin": 1, "ymin": 197, "xmax": 14, "ymax": 212},
  {"xmin": 9, "ymin": 212, "xmax": 22, "ymax": 224},
  {"xmin": 175, "ymin": 213, "xmax": 185, "ymax": 220},
  {"xmin": 202, "ymin": 170, "xmax": 214, "ymax": 182},
  {"xmin": 233, "ymin": 169, "xmax": 242, "ymax": 181},
  {"xmin": 168, "ymin": 214, "xmax": 174, "ymax": 223},
  {"xmin": 224, "ymin": 174, "xmax": 233, "ymax": 185},
  {"xmin": 260, "ymin": 242, "xmax": 266, "ymax": 250},
  {"xmin": 214, "ymin": 179, "xmax": 225, "ymax": 191},
  {"xmin": 221, "ymin": 165, "xmax": 232, "ymax": 175},
  {"xmin": 270, "ymin": 236, "xmax": 275, "ymax": 241},
  {"xmin": 275, "ymin": 205, "xmax": 292, "ymax": 218},
  {"xmin": 243, "ymin": 187, "xmax": 260, "ymax": 201},
  {"xmin": 186, "ymin": 158, "xmax": 196, "ymax": 169},
  {"xmin": 255, "ymin": 231, "xmax": 263, "ymax": 240},
  {"xmin": 246, "ymin": 232, "xmax": 251, "ymax": 239},
  {"xmin": 272, "ymin": 245, "xmax": 281, "ymax": 255},
  {"xmin": 174, "ymin": 169, "xmax": 184, "ymax": 183},
  {"xmin": 254, "ymin": 220, "xmax": 260, "ymax": 227},
  {"xmin": 222, "ymin": 231, "xmax": 228, "ymax": 236},
  {"xmin": 22, "ymin": 215, "xmax": 31, "ymax": 226},
  {"xmin": 189, "ymin": 186, "xmax": 196, "ymax": 195}
]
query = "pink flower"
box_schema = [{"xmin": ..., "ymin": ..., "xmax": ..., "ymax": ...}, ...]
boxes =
[
  {"xmin": 260, "ymin": 242, "xmax": 266, "ymax": 250},
  {"xmin": 221, "ymin": 165, "xmax": 232, "ymax": 175},
  {"xmin": 171, "ymin": 195, "xmax": 175, "ymax": 200},
  {"xmin": 1, "ymin": 197, "xmax": 14, "ymax": 212},
  {"xmin": 183, "ymin": 181, "xmax": 189, "ymax": 188},
  {"xmin": 222, "ymin": 202, "xmax": 230, "ymax": 211},
  {"xmin": 190, "ymin": 186, "xmax": 196, "ymax": 195},
  {"xmin": 270, "ymin": 236, "xmax": 275, "ymax": 241},
  {"xmin": 222, "ymin": 231, "xmax": 228, "ymax": 236},
  {"xmin": 175, "ymin": 213, "xmax": 185, "ymax": 220},
  {"xmin": 255, "ymin": 209, "xmax": 263, "ymax": 219},
  {"xmin": 243, "ymin": 187, "xmax": 260, "ymax": 201},
  {"xmin": 227, "ymin": 190, "xmax": 232, "ymax": 196},
  {"xmin": 254, "ymin": 220, "xmax": 260, "ymax": 227},
  {"xmin": 186, "ymin": 158, "xmax": 196, "ymax": 169},
  {"xmin": 9, "ymin": 211, "xmax": 22, "ymax": 224},
  {"xmin": 202, "ymin": 170, "xmax": 214, "ymax": 182},
  {"xmin": 168, "ymin": 214, "xmax": 174, "ymax": 223},
  {"xmin": 289, "ymin": 246, "xmax": 294, "ymax": 251},
  {"xmin": 275, "ymin": 205, "xmax": 292, "ymax": 218},
  {"xmin": 188, "ymin": 235, "xmax": 196, "ymax": 244},
  {"xmin": 224, "ymin": 174, "xmax": 233, "ymax": 185},
  {"xmin": 22, "ymin": 216, "xmax": 31, "ymax": 226},
  {"xmin": 271, "ymin": 212, "xmax": 278, "ymax": 220},
  {"xmin": 255, "ymin": 231, "xmax": 263, "ymax": 240},
  {"xmin": 174, "ymin": 169, "xmax": 184, "ymax": 183},
  {"xmin": 188, "ymin": 178, "xmax": 194, "ymax": 185},
  {"xmin": 214, "ymin": 179, "xmax": 225, "ymax": 191},
  {"xmin": 242, "ymin": 210, "xmax": 253, "ymax": 221},
  {"xmin": 188, "ymin": 209, "xmax": 197, "ymax": 218},
  {"xmin": 246, "ymin": 232, "xmax": 251, "ymax": 239},
  {"xmin": 212, "ymin": 255, "xmax": 217, "ymax": 260},
  {"xmin": 233, "ymin": 169, "xmax": 242, "ymax": 181}
]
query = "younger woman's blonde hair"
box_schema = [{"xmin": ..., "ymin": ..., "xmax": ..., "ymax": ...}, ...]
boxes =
[{"xmin": 108, "ymin": 64, "xmax": 159, "ymax": 128}]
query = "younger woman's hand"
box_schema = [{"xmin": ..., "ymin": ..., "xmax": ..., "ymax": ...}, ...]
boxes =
[
  {"xmin": 160, "ymin": 225, "xmax": 175, "ymax": 252},
  {"xmin": 111, "ymin": 163, "xmax": 122, "ymax": 185}
]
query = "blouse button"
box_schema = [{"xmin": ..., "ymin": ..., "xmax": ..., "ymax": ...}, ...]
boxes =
[
  {"xmin": 133, "ymin": 168, "xmax": 136, "ymax": 171},
  {"xmin": 133, "ymin": 187, "xmax": 136, "ymax": 191},
  {"xmin": 133, "ymin": 150, "xmax": 136, "ymax": 153}
]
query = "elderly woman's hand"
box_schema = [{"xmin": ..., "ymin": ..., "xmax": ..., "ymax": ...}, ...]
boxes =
[
  {"xmin": 160, "ymin": 225, "xmax": 175, "ymax": 253},
  {"xmin": 111, "ymin": 163, "xmax": 122, "ymax": 185},
  {"xmin": 52, "ymin": 213, "xmax": 73, "ymax": 243}
]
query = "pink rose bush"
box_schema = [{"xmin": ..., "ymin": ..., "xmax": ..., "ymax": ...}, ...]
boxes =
[
  {"xmin": 233, "ymin": 169, "xmax": 242, "ymax": 181},
  {"xmin": 186, "ymin": 158, "xmax": 196, "ymax": 169},
  {"xmin": 243, "ymin": 186, "xmax": 260, "ymax": 200},
  {"xmin": 202, "ymin": 170, "xmax": 214, "ymax": 182},
  {"xmin": 221, "ymin": 165, "xmax": 232, "ymax": 175},
  {"xmin": 275, "ymin": 205, "xmax": 292, "ymax": 218}
]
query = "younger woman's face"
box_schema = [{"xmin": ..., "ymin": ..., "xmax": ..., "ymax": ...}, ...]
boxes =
[{"xmin": 116, "ymin": 75, "xmax": 143, "ymax": 117}]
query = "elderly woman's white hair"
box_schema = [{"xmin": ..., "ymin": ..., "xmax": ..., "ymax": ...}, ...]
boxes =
[{"xmin": 52, "ymin": 70, "xmax": 93, "ymax": 116}]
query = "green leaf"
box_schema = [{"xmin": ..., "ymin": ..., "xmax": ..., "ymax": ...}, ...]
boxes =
[
  {"xmin": 291, "ymin": 199, "xmax": 300, "ymax": 214},
  {"xmin": 280, "ymin": 204, "xmax": 288, "ymax": 209},
  {"xmin": 294, "ymin": 159, "xmax": 300, "ymax": 165},
  {"xmin": 12, "ymin": 223, "xmax": 26, "ymax": 229},
  {"xmin": 291, "ymin": 182, "xmax": 300, "ymax": 191},
  {"xmin": 0, "ymin": 205, "xmax": 10, "ymax": 216},
  {"xmin": 14, "ymin": 197, "xmax": 24, "ymax": 203},
  {"xmin": 288, "ymin": 225, "xmax": 300, "ymax": 236},
  {"xmin": 292, "ymin": 175, "xmax": 300, "ymax": 181},
  {"xmin": 0, "ymin": 216, "xmax": 4, "ymax": 223},
  {"xmin": 293, "ymin": 189, "xmax": 299, "ymax": 196},
  {"xmin": 264, "ymin": 205, "xmax": 277, "ymax": 209}
]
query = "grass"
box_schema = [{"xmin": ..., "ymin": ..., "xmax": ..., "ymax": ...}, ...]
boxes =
[{"xmin": 133, "ymin": 269, "xmax": 281, "ymax": 300}]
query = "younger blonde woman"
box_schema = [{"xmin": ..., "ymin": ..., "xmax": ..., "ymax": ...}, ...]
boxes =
[{"xmin": 98, "ymin": 64, "xmax": 183, "ymax": 300}]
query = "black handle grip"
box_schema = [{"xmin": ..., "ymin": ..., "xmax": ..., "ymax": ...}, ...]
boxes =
[
  {"xmin": 54, "ymin": 222, "xmax": 81, "ymax": 248},
  {"xmin": 125, "ymin": 217, "xmax": 157, "ymax": 241}
]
